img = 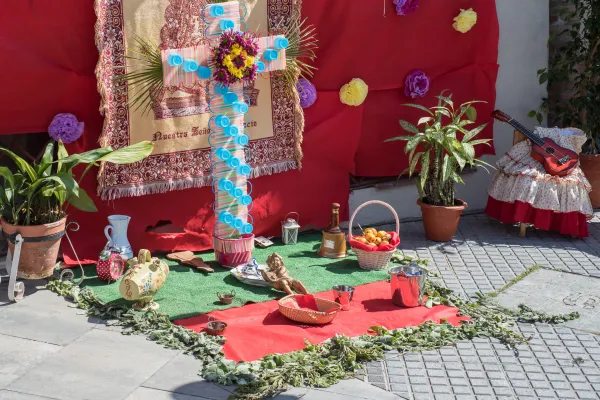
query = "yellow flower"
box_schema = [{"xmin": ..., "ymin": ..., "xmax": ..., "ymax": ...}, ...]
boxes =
[
  {"xmin": 453, "ymin": 8, "xmax": 477, "ymax": 33},
  {"xmin": 339, "ymin": 78, "xmax": 368, "ymax": 106}
]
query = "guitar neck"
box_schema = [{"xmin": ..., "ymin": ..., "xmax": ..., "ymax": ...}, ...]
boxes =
[{"xmin": 507, "ymin": 119, "xmax": 544, "ymax": 146}]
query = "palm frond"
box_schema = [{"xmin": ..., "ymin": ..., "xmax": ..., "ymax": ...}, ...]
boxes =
[
  {"xmin": 273, "ymin": 14, "xmax": 319, "ymax": 87},
  {"xmin": 114, "ymin": 36, "xmax": 164, "ymax": 115}
]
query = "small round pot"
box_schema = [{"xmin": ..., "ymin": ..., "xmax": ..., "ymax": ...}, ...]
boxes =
[
  {"xmin": 580, "ymin": 153, "xmax": 600, "ymax": 208},
  {"xmin": 1, "ymin": 217, "xmax": 66, "ymax": 279},
  {"xmin": 417, "ymin": 199, "xmax": 467, "ymax": 242}
]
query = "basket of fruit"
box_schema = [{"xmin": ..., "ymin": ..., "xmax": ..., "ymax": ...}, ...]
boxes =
[{"xmin": 348, "ymin": 200, "xmax": 400, "ymax": 270}]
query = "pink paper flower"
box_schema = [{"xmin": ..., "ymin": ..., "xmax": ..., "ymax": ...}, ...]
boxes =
[
  {"xmin": 393, "ymin": 0, "xmax": 418, "ymax": 16},
  {"xmin": 404, "ymin": 70, "xmax": 430, "ymax": 99},
  {"xmin": 48, "ymin": 113, "xmax": 84, "ymax": 144}
]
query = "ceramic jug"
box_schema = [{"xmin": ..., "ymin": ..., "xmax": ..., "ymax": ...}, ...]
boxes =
[
  {"xmin": 104, "ymin": 215, "xmax": 133, "ymax": 260},
  {"xmin": 119, "ymin": 249, "xmax": 169, "ymax": 311}
]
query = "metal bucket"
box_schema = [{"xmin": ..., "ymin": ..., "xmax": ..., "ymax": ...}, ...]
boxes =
[
  {"xmin": 388, "ymin": 263, "xmax": 426, "ymax": 307},
  {"xmin": 332, "ymin": 285, "xmax": 355, "ymax": 311}
]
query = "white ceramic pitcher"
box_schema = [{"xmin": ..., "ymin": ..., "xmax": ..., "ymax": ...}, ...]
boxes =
[{"xmin": 104, "ymin": 215, "xmax": 134, "ymax": 260}]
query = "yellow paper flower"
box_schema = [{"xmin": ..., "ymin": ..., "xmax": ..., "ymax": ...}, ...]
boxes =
[
  {"xmin": 453, "ymin": 8, "xmax": 477, "ymax": 33},
  {"xmin": 340, "ymin": 78, "xmax": 369, "ymax": 106}
]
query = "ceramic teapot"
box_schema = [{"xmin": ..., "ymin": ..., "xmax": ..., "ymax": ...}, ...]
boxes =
[{"xmin": 119, "ymin": 249, "xmax": 169, "ymax": 311}]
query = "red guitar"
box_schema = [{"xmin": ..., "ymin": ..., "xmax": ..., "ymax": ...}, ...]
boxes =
[{"xmin": 491, "ymin": 110, "xmax": 579, "ymax": 177}]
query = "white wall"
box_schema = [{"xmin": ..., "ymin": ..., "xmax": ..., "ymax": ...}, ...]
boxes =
[{"xmin": 348, "ymin": 0, "xmax": 549, "ymax": 227}]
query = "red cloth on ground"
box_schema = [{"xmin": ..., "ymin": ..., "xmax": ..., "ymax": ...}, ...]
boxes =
[
  {"xmin": 0, "ymin": 1, "xmax": 499, "ymax": 263},
  {"xmin": 485, "ymin": 196, "xmax": 589, "ymax": 238},
  {"xmin": 175, "ymin": 280, "xmax": 467, "ymax": 362}
]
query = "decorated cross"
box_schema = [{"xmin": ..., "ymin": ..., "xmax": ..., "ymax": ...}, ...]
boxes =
[{"xmin": 160, "ymin": 1, "xmax": 288, "ymax": 266}]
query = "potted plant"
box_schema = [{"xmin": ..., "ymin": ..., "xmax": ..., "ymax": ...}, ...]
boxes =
[
  {"xmin": 530, "ymin": 0, "xmax": 600, "ymax": 207},
  {"xmin": 0, "ymin": 140, "xmax": 154, "ymax": 279},
  {"xmin": 385, "ymin": 92, "xmax": 492, "ymax": 241}
]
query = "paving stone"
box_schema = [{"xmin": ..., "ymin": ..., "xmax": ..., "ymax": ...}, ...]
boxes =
[
  {"xmin": 312, "ymin": 379, "xmax": 400, "ymax": 400},
  {"xmin": 141, "ymin": 353, "xmax": 231, "ymax": 400},
  {"xmin": 0, "ymin": 288, "xmax": 97, "ymax": 346},
  {"xmin": 125, "ymin": 387, "xmax": 210, "ymax": 400},
  {"xmin": 494, "ymin": 269, "xmax": 600, "ymax": 334},
  {"xmin": 0, "ymin": 392, "xmax": 54, "ymax": 400},
  {"xmin": 0, "ymin": 334, "xmax": 60, "ymax": 389},
  {"xmin": 272, "ymin": 387, "xmax": 310, "ymax": 399},
  {"xmin": 7, "ymin": 329, "xmax": 178, "ymax": 400}
]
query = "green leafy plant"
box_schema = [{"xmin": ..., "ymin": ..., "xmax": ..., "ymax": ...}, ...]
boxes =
[
  {"xmin": 273, "ymin": 13, "xmax": 319, "ymax": 87},
  {"xmin": 116, "ymin": 36, "xmax": 164, "ymax": 116},
  {"xmin": 530, "ymin": 0, "xmax": 600, "ymax": 154},
  {"xmin": 385, "ymin": 91, "xmax": 493, "ymax": 207},
  {"xmin": 47, "ymin": 262, "xmax": 579, "ymax": 400},
  {"xmin": 0, "ymin": 140, "xmax": 154, "ymax": 226}
]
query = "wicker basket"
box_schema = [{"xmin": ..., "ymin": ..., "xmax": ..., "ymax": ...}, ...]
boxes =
[
  {"xmin": 278, "ymin": 294, "xmax": 341, "ymax": 325},
  {"xmin": 349, "ymin": 200, "xmax": 400, "ymax": 270}
]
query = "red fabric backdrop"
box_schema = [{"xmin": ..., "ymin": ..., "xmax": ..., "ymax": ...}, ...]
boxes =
[{"xmin": 0, "ymin": 0, "xmax": 499, "ymax": 263}]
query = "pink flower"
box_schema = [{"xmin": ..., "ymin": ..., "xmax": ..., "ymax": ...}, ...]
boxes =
[
  {"xmin": 404, "ymin": 70, "xmax": 430, "ymax": 99},
  {"xmin": 48, "ymin": 113, "xmax": 84, "ymax": 143},
  {"xmin": 393, "ymin": 0, "xmax": 418, "ymax": 16}
]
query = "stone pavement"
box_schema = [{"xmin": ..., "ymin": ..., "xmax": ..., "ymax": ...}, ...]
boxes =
[{"xmin": 0, "ymin": 213, "xmax": 599, "ymax": 400}]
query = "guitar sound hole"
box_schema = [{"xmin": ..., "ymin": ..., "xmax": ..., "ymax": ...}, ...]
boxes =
[{"xmin": 545, "ymin": 147, "xmax": 555, "ymax": 155}]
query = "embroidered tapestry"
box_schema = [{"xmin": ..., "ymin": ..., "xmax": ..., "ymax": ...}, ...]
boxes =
[{"xmin": 95, "ymin": 0, "xmax": 304, "ymax": 199}]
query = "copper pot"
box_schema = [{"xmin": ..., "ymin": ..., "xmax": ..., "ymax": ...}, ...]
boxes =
[
  {"xmin": 206, "ymin": 316, "xmax": 227, "ymax": 335},
  {"xmin": 1, "ymin": 217, "xmax": 66, "ymax": 279},
  {"xmin": 217, "ymin": 289, "xmax": 236, "ymax": 305}
]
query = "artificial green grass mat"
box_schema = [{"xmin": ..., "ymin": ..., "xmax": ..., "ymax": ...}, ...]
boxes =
[{"xmin": 79, "ymin": 233, "xmax": 390, "ymax": 320}]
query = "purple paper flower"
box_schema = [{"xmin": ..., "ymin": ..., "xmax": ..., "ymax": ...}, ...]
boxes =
[
  {"xmin": 393, "ymin": 0, "xmax": 418, "ymax": 16},
  {"xmin": 48, "ymin": 113, "xmax": 84, "ymax": 144},
  {"xmin": 404, "ymin": 70, "xmax": 430, "ymax": 99},
  {"xmin": 296, "ymin": 78, "xmax": 317, "ymax": 108}
]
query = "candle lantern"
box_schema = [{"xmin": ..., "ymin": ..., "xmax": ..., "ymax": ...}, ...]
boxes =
[{"xmin": 281, "ymin": 212, "xmax": 300, "ymax": 245}]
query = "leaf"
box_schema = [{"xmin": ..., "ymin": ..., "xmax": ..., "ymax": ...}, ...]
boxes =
[
  {"xmin": 441, "ymin": 154, "xmax": 454, "ymax": 183},
  {"xmin": 385, "ymin": 135, "xmax": 414, "ymax": 143},
  {"xmin": 56, "ymin": 172, "xmax": 80, "ymax": 198},
  {"xmin": 0, "ymin": 166, "xmax": 15, "ymax": 190},
  {"xmin": 67, "ymin": 188, "xmax": 98, "ymax": 212},
  {"xmin": 468, "ymin": 139, "xmax": 493, "ymax": 147},
  {"xmin": 38, "ymin": 141, "xmax": 55, "ymax": 177},
  {"xmin": 527, "ymin": 110, "xmax": 537, "ymax": 118},
  {"xmin": 431, "ymin": 107, "xmax": 452, "ymax": 118},
  {"xmin": 417, "ymin": 117, "xmax": 434, "ymax": 126},
  {"xmin": 462, "ymin": 124, "xmax": 488, "ymax": 143},
  {"xmin": 462, "ymin": 143, "xmax": 475, "ymax": 161},
  {"xmin": 408, "ymin": 151, "xmax": 424, "ymax": 177},
  {"xmin": 399, "ymin": 120, "xmax": 419, "ymax": 134},
  {"xmin": 60, "ymin": 147, "xmax": 114, "ymax": 170},
  {"xmin": 539, "ymin": 72, "xmax": 548, "ymax": 84},
  {"xmin": 464, "ymin": 106, "xmax": 477, "ymax": 122},
  {"xmin": 536, "ymin": 113, "xmax": 543, "ymax": 124},
  {"xmin": 405, "ymin": 135, "xmax": 424, "ymax": 153},
  {"xmin": 420, "ymin": 150, "xmax": 430, "ymax": 194},
  {"xmin": 0, "ymin": 148, "xmax": 37, "ymax": 182},
  {"xmin": 425, "ymin": 299, "xmax": 433, "ymax": 309},
  {"xmin": 98, "ymin": 141, "xmax": 154, "ymax": 164},
  {"xmin": 401, "ymin": 103, "xmax": 434, "ymax": 116},
  {"xmin": 57, "ymin": 140, "xmax": 69, "ymax": 173}
]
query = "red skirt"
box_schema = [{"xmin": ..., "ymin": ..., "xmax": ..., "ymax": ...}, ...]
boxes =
[{"xmin": 485, "ymin": 196, "xmax": 589, "ymax": 238}]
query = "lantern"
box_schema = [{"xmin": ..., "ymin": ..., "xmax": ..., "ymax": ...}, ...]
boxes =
[{"xmin": 281, "ymin": 212, "xmax": 300, "ymax": 245}]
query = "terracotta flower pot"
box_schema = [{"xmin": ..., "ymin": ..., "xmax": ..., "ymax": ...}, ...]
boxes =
[
  {"xmin": 580, "ymin": 153, "xmax": 600, "ymax": 208},
  {"xmin": 1, "ymin": 217, "xmax": 66, "ymax": 279},
  {"xmin": 417, "ymin": 199, "xmax": 467, "ymax": 242}
]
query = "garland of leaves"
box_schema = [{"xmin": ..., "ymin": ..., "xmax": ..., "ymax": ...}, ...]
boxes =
[{"xmin": 46, "ymin": 259, "xmax": 579, "ymax": 400}]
